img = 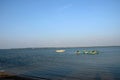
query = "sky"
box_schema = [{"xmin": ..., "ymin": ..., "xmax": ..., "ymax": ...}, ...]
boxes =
[{"xmin": 0, "ymin": 0, "xmax": 120, "ymax": 49}]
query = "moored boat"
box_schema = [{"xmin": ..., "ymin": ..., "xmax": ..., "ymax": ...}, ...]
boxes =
[
  {"xmin": 56, "ymin": 50, "xmax": 65, "ymax": 53},
  {"xmin": 76, "ymin": 50, "xmax": 99, "ymax": 55},
  {"xmin": 76, "ymin": 50, "xmax": 80, "ymax": 55}
]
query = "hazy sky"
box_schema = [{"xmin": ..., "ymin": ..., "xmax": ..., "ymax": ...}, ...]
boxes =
[{"xmin": 0, "ymin": 0, "xmax": 120, "ymax": 49}]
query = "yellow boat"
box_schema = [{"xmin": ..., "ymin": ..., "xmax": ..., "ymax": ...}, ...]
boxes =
[{"xmin": 56, "ymin": 50, "xmax": 65, "ymax": 53}]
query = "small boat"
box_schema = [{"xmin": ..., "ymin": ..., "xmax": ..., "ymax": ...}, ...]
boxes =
[
  {"xmin": 83, "ymin": 50, "xmax": 89, "ymax": 54},
  {"xmin": 56, "ymin": 50, "xmax": 65, "ymax": 53},
  {"xmin": 89, "ymin": 50, "xmax": 99, "ymax": 55},
  {"xmin": 76, "ymin": 50, "xmax": 80, "ymax": 55}
]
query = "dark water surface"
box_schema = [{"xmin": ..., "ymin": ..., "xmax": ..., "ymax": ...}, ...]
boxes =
[{"xmin": 0, "ymin": 47, "xmax": 120, "ymax": 80}]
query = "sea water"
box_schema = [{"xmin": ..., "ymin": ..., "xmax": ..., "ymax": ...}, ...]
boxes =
[{"xmin": 0, "ymin": 47, "xmax": 120, "ymax": 80}]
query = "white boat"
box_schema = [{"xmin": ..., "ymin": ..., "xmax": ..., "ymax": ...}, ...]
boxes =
[{"xmin": 56, "ymin": 50, "xmax": 65, "ymax": 53}]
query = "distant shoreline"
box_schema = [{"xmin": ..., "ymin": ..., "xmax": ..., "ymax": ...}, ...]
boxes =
[{"xmin": 0, "ymin": 45, "xmax": 120, "ymax": 50}]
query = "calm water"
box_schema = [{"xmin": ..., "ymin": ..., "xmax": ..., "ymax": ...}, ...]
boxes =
[{"xmin": 0, "ymin": 47, "xmax": 120, "ymax": 80}]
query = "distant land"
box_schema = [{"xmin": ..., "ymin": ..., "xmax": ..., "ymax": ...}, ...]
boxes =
[{"xmin": 0, "ymin": 46, "xmax": 120, "ymax": 50}]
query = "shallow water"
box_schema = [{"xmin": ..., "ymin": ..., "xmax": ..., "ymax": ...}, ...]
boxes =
[{"xmin": 0, "ymin": 47, "xmax": 120, "ymax": 80}]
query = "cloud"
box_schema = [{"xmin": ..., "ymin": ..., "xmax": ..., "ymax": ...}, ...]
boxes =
[
  {"xmin": 62, "ymin": 4, "xmax": 72, "ymax": 9},
  {"xmin": 58, "ymin": 4, "xmax": 72, "ymax": 12}
]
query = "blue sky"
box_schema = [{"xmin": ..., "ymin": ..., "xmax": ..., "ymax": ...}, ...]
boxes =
[{"xmin": 0, "ymin": 0, "xmax": 120, "ymax": 48}]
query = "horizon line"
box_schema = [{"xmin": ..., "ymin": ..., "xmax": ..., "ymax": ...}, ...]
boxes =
[{"xmin": 0, "ymin": 45, "xmax": 120, "ymax": 49}]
